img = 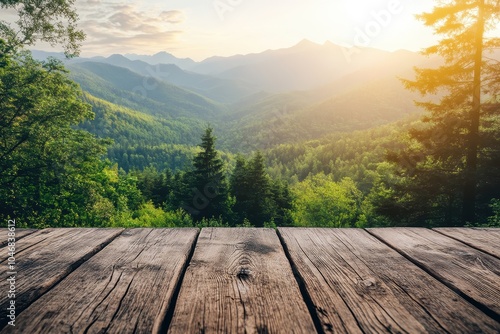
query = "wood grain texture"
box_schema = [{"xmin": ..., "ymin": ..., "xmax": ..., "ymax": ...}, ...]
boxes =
[
  {"xmin": 434, "ymin": 228, "xmax": 500, "ymax": 259},
  {"xmin": 279, "ymin": 228, "xmax": 500, "ymax": 333},
  {"xmin": 369, "ymin": 228, "xmax": 500, "ymax": 318},
  {"xmin": 168, "ymin": 228, "xmax": 316, "ymax": 334},
  {"xmin": 2, "ymin": 228, "xmax": 198, "ymax": 334},
  {"xmin": 0, "ymin": 229, "xmax": 37, "ymax": 248},
  {"xmin": 0, "ymin": 228, "xmax": 123, "ymax": 329}
]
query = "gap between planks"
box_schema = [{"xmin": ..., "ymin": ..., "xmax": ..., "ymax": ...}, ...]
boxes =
[
  {"xmin": 167, "ymin": 228, "xmax": 317, "ymax": 333},
  {"xmin": 0, "ymin": 229, "xmax": 38, "ymax": 248},
  {"xmin": 160, "ymin": 228, "xmax": 200, "ymax": 333},
  {"xmin": 0, "ymin": 228, "xmax": 124, "ymax": 330},
  {"xmin": 2, "ymin": 229, "xmax": 199, "ymax": 334},
  {"xmin": 276, "ymin": 229, "xmax": 327, "ymax": 334},
  {"xmin": 432, "ymin": 227, "xmax": 500, "ymax": 259},
  {"xmin": 2, "ymin": 227, "xmax": 499, "ymax": 333},
  {"xmin": 366, "ymin": 227, "xmax": 500, "ymax": 322},
  {"xmin": 280, "ymin": 228, "xmax": 500, "ymax": 334}
]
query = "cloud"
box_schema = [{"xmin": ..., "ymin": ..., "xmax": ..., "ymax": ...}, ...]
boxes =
[
  {"xmin": 76, "ymin": 2, "xmax": 184, "ymax": 54},
  {"xmin": 159, "ymin": 11, "xmax": 184, "ymax": 24}
]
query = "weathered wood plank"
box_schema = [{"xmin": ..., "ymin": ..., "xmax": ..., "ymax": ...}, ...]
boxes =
[
  {"xmin": 279, "ymin": 228, "xmax": 500, "ymax": 333},
  {"xmin": 0, "ymin": 228, "xmax": 123, "ymax": 329},
  {"xmin": 434, "ymin": 228, "xmax": 500, "ymax": 259},
  {"xmin": 168, "ymin": 228, "xmax": 316, "ymax": 333},
  {"xmin": 2, "ymin": 228, "xmax": 198, "ymax": 334},
  {"xmin": 369, "ymin": 228, "xmax": 500, "ymax": 319},
  {"xmin": 0, "ymin": 228, "xmax": 53, "ymax": 254},
  {"xmin": 0, "ymin": 229, "xmax": 38, "ymax": 248}
]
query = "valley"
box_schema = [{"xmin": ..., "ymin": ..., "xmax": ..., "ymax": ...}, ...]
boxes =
[{"xmin": 34, "ymin": 40, "xmax": 430, "ymax": 157}]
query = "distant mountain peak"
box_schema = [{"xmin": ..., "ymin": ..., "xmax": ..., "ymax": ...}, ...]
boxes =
[
  {"xmin": 108, "ymin": 54, "xmax": 128, "ymax": 60},
  {"xmin": 294, "ymin": 39, "xmax": 320, "ymax": 48},
  {"xmin": 322, "ymin": 40, "xmax": 339, "ymax": 48},
  {"xmin": 122, "ymin": 52, "xmax": 196, "ymax": 69},
  {"xmin": 151, "ymin": 51, "xmax": 176, "ymax": 59}
]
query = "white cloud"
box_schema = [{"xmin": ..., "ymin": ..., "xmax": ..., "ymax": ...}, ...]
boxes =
[
  {"xmin": 76, "ymin": 1, "xmax": 184, "ymax": 55},
  {"xmin": 160, "ymin": 10, "xmax": 184, "ymax": 24}
]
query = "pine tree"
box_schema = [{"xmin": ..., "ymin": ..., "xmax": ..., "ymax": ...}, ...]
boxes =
[
  {"xmin": 247, "ymin": 152, "xmax": 271, "ymax": 226},
  {"xmin": 269, "ymin": 179, "xmax": 294, "ymax": 226},
  {"xmin": 230, "ymin": 155, "xmax": 250, "ymax": 223},
  {"xmin": 230, "ymin": 152, "xmax": 294, "ymax": 226},
  {"xmin": 396, "ymin": 0, "xmax": 500, "ymax": 225},
  {"xmin": 229, "ymin": 152, "xmax": 273, "ymax": 226},
  {"xmin": 187, "ymin": 127, "xmax": 229, "ymax": 221}
]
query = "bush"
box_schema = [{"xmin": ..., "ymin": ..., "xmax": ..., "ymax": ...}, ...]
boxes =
[{"xmin": 291, "ymin": 174, "xmax": 367, "ymax": 227}]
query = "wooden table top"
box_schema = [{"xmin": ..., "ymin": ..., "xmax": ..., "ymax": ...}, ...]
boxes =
[{"xmin": 1, "ymin": 227, "xmax": 499, "ymax": 333}]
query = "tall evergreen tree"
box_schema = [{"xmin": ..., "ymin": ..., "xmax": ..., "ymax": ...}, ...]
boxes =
[
  {"xmin": 393, "ymin": 0, "xmax": 500, "ymax": 225},
  {"xmin": 230, "ymin": 152, "xmax": 286, "ymax": 226},
  {"xmin": 187, "ymin": 127, "xmax": 229, "ymax": 221},
  {"xmin": 246, "ymin": 152, "xmax": 272, "ymax": 226},
  {"xmin": 230, "ymin": 155, "xmax": 251, "ymax": 223},
  {"xmin": 269, "ymin": 179, "xmax": 294, "ymax": 226}
]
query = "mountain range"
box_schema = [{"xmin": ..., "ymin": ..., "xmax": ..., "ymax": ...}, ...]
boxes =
[{"xmin": 31, "ymin": 40, "xmax": 440, "ymax": 168}]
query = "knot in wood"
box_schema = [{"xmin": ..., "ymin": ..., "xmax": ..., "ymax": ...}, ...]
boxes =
[
  {"xmin": 237, "ymin": 267, "xmax": 251, "ymax": 281},
  {"xmin": 360, "ymin": 278, "xmax": 376, "ymax": 288}
]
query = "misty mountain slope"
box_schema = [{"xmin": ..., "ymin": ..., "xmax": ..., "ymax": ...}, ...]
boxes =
[
  {"xmin": 68, "ymin": 62, "xmax": 226, "ymax": 119},
  {"xmin": 313, "ymin": 49, "xmax": 429, "ymax": 98},
  {"xmin": 30, "ymin": 50, "xmax": 257, "ymax": 103},
  {"xmin": 91, "ymin": 55, "xmax": 258, "ymax": 103},
  {"xmin": 33, "ymin": 42, "xmax": 441, "ymax": 156},
  {"xmin": 216, "ymin": 64, "xmax": 422, "ymax": 151},
  {"xmin": 32, "ymin": 42, "xmax": 432, "ymax": 105},
  {"xmin": 218, "ymin": 49, "xmax": 426, "ymax": 123},
  {"xmin": 292, "ymin": 76, "xmax": 420, "ymax": 136},
  {"xmin": 192, "ymin": 40, "xmax": 398, "ymax": 92},
  {"xmin": 221, "ymin": 90, "xmax": 324, "ymax": 122},
  {"xmin": 124, "ymin": 51, "xmax": 197, "ymax": 69}
]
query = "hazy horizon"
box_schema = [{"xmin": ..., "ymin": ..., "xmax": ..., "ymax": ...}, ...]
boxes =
[
  {"xmin": 13, "ymin": 0, "xmax": 441, "ymax": 60},
  {"xmin": 32, "ymin": 38, "xmax": 425, "ymax": 63}
]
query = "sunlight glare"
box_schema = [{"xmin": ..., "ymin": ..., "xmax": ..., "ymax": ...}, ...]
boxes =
[{"xmin": 342, "ymin": 1, "xmax": 366, "ymax": 24}]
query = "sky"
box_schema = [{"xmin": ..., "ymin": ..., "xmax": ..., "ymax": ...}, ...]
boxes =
[{"xmin": 4, "ymin": 0, "xmax": 440, "ymax": 60}]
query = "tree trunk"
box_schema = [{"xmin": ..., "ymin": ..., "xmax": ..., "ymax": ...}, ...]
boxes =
[{"xmin": 462, "ymin": 0, "xmax": 485, "ymax": 225}]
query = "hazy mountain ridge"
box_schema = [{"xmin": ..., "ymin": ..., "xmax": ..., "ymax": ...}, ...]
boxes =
[
  {"xmin": 123, "ymin": 51, "xmax": 197, "ymax": 69},
  {"xmin": 32, "ymin": 39, "xmax": 430, "ymax": 95},
  {"xmin": 32, "ymin": 40, "xmax": 436, "ymax": 159},
  {"xmin": 211, "ymin": 45, "xmax": 433, "ymax": 151},
  {"xmin": 190, "ymin": 40, "xmax": 422, "ymax": 93},
  {"xmin": 86, "ymin": 54, "xmax": 258, "ymax": 103}
]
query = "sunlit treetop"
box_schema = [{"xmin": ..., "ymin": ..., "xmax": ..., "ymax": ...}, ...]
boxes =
[{"xmin": 417, "ymin": 0, "xmax": 500, "ymax": 59}]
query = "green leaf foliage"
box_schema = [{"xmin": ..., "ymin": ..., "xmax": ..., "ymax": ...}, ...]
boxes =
[{"xmin": 291, "ymin": 174, "xmax": 366, "ymax": 228}]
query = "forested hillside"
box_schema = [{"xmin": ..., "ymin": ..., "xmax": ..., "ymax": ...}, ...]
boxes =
[{"xmin": 69, "ymin": 62, "xmax": 225, "ymax": 119}]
